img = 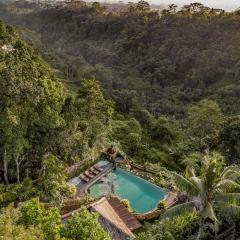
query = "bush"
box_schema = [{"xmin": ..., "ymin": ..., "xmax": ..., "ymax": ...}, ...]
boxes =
[
  {"xmin": 157, "ymin": 200, "xmax": 167, "ymax": 210},
  {"xmin": 138, "ymin": 212, "xmax": 199, "ymax": 240},
  {"xmin": 18, "ymin": 198, "xmax": 62, "ymax": 240},
  {"xmin": 61, "ymin": 207, "xmax": 110, "ymax": 240},
  {"xmin": 120, "ymin": 198, "xmax": 133, "ymax": 212}
]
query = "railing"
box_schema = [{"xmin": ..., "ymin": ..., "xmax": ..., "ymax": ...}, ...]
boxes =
[{"xmin": 129, "ymin": 162, "xmax": 158, "ymax": 175}]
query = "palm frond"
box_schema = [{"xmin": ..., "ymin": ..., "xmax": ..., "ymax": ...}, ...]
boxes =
[
  {"xmin": 160, "ymin": 201, "xmax": 195, "ymax": 219},
  {"xmin": 215, "ymin": 179, "xmax": 240, "ymax": 192},
  {"xmin": 215, "ymin": 201, "xmax": 240, "ymax": 220},
  {"xmin": 220, "ymin": 166, "xmax": 240, "ymax": 180},
  {"xmin": 169, "ymin": 171, "xmax": 200, "ymax": 196},
  {"xmin": 215, "ymin": 192, "xmax": 240, "ymax": 202},
  {"xmin": 190, "ymin": 177, "xmax": 204, "ymax": 194}
]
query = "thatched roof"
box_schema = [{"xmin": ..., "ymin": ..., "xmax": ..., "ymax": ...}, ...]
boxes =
[{"xmin": 90, "ymin": 197, "xmax": 135, "ymax": 239}]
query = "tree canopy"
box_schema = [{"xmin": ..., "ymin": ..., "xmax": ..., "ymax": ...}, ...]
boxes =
[{"xmin": 0, "ymin": 2, "xmax": 240, "ymax": 240}]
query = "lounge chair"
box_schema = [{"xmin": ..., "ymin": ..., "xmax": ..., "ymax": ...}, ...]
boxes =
[
  {"xmin": 80, "ymin": 174, "xmax": 90, "ymax": 182},
  {"xmin": 94, "ymin": 165, "xmax": 103, "ymax": 172},
  {"xmin": 84, "ymin": 171, "xmax": 95, "ymax": 179},
  {"xmin": 90, "ymin": 167, "xmax": 99, "ymax": 175}
]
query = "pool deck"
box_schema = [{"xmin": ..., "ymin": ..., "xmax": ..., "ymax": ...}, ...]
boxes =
[
  {"xmin": 75, "ymin": 163, "xmax": 114, "ymax": 197},
  {"xmin": 108, "ymin": 196, "xmax": 142, "ymax": 231}
]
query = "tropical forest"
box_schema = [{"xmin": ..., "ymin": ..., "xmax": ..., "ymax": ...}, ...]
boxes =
[{"xmin": 0, "ymin": 0, "xmax": 240, "ymax": 239}]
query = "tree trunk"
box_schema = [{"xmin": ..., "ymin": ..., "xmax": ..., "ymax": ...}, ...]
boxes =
[
  {"xmin": 15, "ymin": 154, "xmax": 24, "ymax": 184},
  {"xmin": 15, "ymin": 158, "xmax": 20, "ymax": 184},
  {"xmin": 3, "ymin": 159, "xmax": 9, "ymax": 184}
]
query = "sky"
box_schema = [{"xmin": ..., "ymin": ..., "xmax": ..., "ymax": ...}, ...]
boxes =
[
  {"xmin": 6, "ymin": 0, "xmax": 239, "ymax": 11},
  {"xmin": 144, "ymin": 0, "xmax": 240, "ymax": 10},
  {"xmin": 99, "ymin": 0, "xmax": 240, "ymax": 10}
]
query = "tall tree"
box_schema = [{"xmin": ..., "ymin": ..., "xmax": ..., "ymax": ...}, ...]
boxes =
[
  {"xmin": 75, "ymin": 78, "xmax": 114, "ymax": 158},
  {"xmin": 0, "ymin": 22, "xmax": 65, "ymax": 183},
  {"xmin": 37, "ymin": 154, "xmax": 74, "ymax": 204},
  {"xmin": 220, "ymin": 116, "xmax": 240, "ymax": 164},
  {"xmin": 188, "ymin": 100, "xmax": 224, "ymax": 150}
]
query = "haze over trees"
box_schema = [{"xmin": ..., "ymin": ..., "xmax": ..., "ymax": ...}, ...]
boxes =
[{"xmin": 0, "ymin": 1, "xmax": 240, "ymax": 239}]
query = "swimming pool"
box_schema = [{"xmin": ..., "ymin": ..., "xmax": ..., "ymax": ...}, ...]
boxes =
[{"xmin": 89, "ymin": 167, "xmax": 167, "ymax": 213}]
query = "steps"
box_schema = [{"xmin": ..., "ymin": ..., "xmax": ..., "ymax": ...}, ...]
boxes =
[{"xmin": 108, "ymin": 197, "xmax": 142, "ymax": 231}]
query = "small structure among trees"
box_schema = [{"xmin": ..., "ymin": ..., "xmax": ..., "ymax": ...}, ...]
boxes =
[{"xmin": 1, "ymin": 44, "xmax": 14, "ymax": 53}]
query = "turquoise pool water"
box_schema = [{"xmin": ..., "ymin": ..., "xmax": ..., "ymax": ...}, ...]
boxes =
[{"xmin": 89, "ymin": 168, "xmax": 167, "ymax": 213}]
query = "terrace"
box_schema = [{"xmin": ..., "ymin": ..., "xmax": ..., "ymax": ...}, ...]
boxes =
[
  {"xmin": 65, "ymin": 158, "xmax": 180, "ymax": 239},
  {"xmin": 68, "ymin": 159, "xmax": 178, "ymax": 218}
]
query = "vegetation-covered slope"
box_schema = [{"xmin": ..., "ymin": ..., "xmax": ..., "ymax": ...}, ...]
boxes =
[
  {"xmin": 0, "ymin": 20, "xmax": 113, "ymax": 193},
  {"xmin": 0, "ymin": 0, "xmax": 239, "ymax": 172},
  {"xmin": 1, "ymin": 1, "xmax": 240, "ymax": 116},
  {"xmin": 0, "ymin": 3, "xmax": 240, "ymax": 239}
]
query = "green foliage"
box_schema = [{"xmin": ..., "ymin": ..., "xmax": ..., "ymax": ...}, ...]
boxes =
[
  {"xmin": 219, "ymin": 116, "xmax": 240, "ymax": 164},
  {"xmin": 138, "ymin": 212, "xmax": 199, "ymax": 240},
  {"xmin": 37, "ymin": 154, "xmax": 74, "ymax": 204},
  {"xmin": 18, "ymin": 198, "xmax": 44, "ymax": 226},
  {"xmin": 0, "ymin": 21, "xmax": 114, "ymax": 187},
  {"xmin": 58, "ymin": 78, "xmax": 114, "ymax": 162},
  {"xmin": 151, "ymin": 166, "xmax": 175, "ymax": 189},
  {"xmin": 112, "ymin": 115, "xmax": 143, "ymax": 155},
  {"xmin": 18, "ymin": 199, "xmax": 111, "ymax": 240},
  {"xmin": 61, "ymin": 207, "xmax": 110, "ymax": 240},
  {"xmin": 188, "ymin": 99, "xmax": 224, "ymax": 149},
  {"xmin": 0, "ymin": 179, "xmax": 37, "ymax": 208},
  {"xmin": 111, "ymin": 111, "xmax": 178, "ymax": 169},
  {"xmin": 0, "ymin": 206, "xmax": 44, "ymax": 240},
  {"xmin": 1, "ymin": 200, "xmax": 111, "ymax": 240},
  {"xmin": 157, "ymin": 200, "xmax": 167, "ymax": 210},
  {"xmin": 18, "ymin": 198, "xmax": 62, "ymax": 240},
  {"xmin": 2, "ymin": 2, "xmax": 240, "ymax": 118},
  {"xmin": 164, "ymin": 153, "xmax": 240, "ymax": 236},
  {"xmin": 76, "ymin": 78, "xmax": 114, "ymax": 154},
  {"xmin": 41, "ymin": 208, "xmax": 62, "ymax": 240},
  {"xmin": 182, "ymin": 152, "xmax": 205, "ymax": 173},
  {"xmin": 0, "ymin": 4, "xmax": 240, "ymax": 240},
  {"xmin": 0, "ymin": 21, "xmax": 65, "ymax": 184},
  {"xmin": 77, "ymin": 78, "xmax": 113, "ymax": 124}
]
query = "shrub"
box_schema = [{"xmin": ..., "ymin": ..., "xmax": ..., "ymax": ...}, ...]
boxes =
[
  {"xmin": 61, "ymin": 207, "xmax": 110, "ymax": 240},
  {"xmin": 157, "ymin": 200, "xmax": 167, "ymax": 210},
  {"xmin": 137, "ymin": 212, "xmax": 199, "ymax": 240},
  {"xmin": 120, "ymin": 198, "xmax": 133, "ymax": 212}
]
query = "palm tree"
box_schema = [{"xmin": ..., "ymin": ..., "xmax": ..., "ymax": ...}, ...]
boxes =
[{"xmin": 162, "ymin": 153, "xmax": 240, "ymax": 238}]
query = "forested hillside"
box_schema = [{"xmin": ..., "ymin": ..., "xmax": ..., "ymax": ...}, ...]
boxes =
[
  {"xmin": 1, "ymin": 1, "xmax": 240, "ymax": 116},
  {"xmin": 0, "ymin": 0, "xmax": 239, "ymax": 179},
  {"xmin": 0, "ymin": 1, "xmax": 240, "ymax": 239},
  {"xmin": 0, "ymin": 20, "xmax": 113, "ymax": 193},
  {"xmin": 0, "ymin": 0, "xmax": 239, "ymax": 169}
]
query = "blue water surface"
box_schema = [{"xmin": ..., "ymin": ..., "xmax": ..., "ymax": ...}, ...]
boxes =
[{"xmin": 89, "ymin": 167, "xmax": 167, "ymax": 213}]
